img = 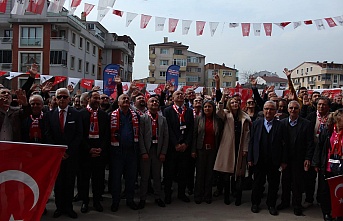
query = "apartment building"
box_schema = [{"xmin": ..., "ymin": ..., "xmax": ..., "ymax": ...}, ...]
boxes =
[
  {"xmin": 0, "ymin": 2, "xmax": 135, "ymax": 88},
  {"xmin": 148, "ymin": 37, "xmax": 205, "ymax": 87},
  {"xmin": 204, "ymin": 63, "xmax": 238, "ymax": 92},
  {"xmin": 291, "ymin": 61, "xmax": 343, "ymax": 89}
]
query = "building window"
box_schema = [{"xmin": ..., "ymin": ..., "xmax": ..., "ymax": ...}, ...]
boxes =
[
  {"xmin": 186, "ymin": 67, "xmax": 192, "ymax": 72},
  {"xmin": 70, "ymin": 56, "xmax": 75, "ymax": 69},
  {"xmin": 179, "ymin": 73, "xmax": 182, "ymax": 78},
  {"xmin": 0, "ymin": 50, "xmax": 12, "ymax": 64},
  {"xmin": 297, "ymin": 70, "xmax": 299, "ymax": 74},
  {"xmin": 223, "ymin": 71, "xmax": 232, "ymax": 76},
  {"xmin": 50, "ymin": 51, "xmax": 67, "ymax": 66},
  {"xmin": 125, "ymin": 55, "xmax": 128, "ymax": 64},
  {"xmin": 19, "ymin": 52, "xmax": 41, "ymax": 72},
  {"xmin": 173, "ymin": 59, "xmax": 186, "ymax": 67},
  {"xmin": 92, "ymin": 64, "xmax": 95, "ymax": 75},
  {"xmin": 223, "ymin": 82, "xmax": 232, "ymax": 87},
  {"xmin": 187, "ymin": 57, "xmax": 199, "ymax": 63},
  {"xmin": 160, "ymin": 71, "xmax": 166, "ymax": 77},
  {"xmin": 3, "ymin": 30, "xmax": 12, "ymax": 42},
  {"xmin": 20, "ymin": 26, "xmax": 43, "ymax": 47},
  {"xmin": 79, "ymin": 37, "xmax": 83, "ymax": 49},
  {"xmin": 86, "ymin": 41, "xmax": 90, "ymax": 52},
  {"xmin": 211, "ymin": 81, "xmax": 216, "ymax": 87},
  {"xmin": 179, "ymin": 82, "xmax": 186, "ymax": 87},
  {"xmin": 187, "ymin": 76, "xmax": 198, "ymax": 82},
  {"xmin": 160, "ymin": 60, "xmax": 169, "ymax": 66},
  {"xmin": 310, "ymin": 67, "xmax": 313, "ymax": 72},
  {"xmin": 92, "ymin": 45, "xmax": 96, "ymax": 55},
  {"xmin": 160, "ymin": 48, "xmax": 169, "ymax": 54},
  {"xmin": 334, "ymin": 75, "xmax": 338, "ymax": 83},
  {"xmin": 306, "ymin": 68, "xmax": 309, "ymax": 73},
  {"xmin": 301, "ymin": 69, "xmax": 303, "ymax": 74},
  {"xmin": 174, "ymin": 49, "xmax": 182, "ymax": 55},
  {"xmin": 72, "ymin": 33, "xmax": 76, "ymax": 45},
  {"xmin": 318, "ymin": 76, "xmax": 321, "ymax": 81},
  {"xmin": 85, "ymin": 62, "xmax": 89, "ymax": 73},
  {"xmin": 196, "ymin": 68, "xmax": 201, "ymax": 72},
  {"xmin": 78, "ymin": 59, "xmax": 82, "ymax": 72}
]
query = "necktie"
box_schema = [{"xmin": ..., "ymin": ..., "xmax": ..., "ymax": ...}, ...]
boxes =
[
  {"xmin": 59, "ymin": 110, "xmax": 65, "ymax": 133},
  {"xmin": 178, "ymin": 107, "xmax": 182, "ymax": 114},
  {"xmin": 267, "ymin": 121, "xmax": 272, "ymax": 133}
]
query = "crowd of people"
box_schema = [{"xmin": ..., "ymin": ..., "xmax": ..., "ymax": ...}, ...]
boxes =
[{"xmin": 1, "ymin": 65, "xmax": 343, "ymax": 221}]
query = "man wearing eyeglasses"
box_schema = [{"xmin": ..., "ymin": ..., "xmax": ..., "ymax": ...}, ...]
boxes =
[
  {"xmin": 46, "ymin": 88, "xmax": 82, "ymax": 219},
  {"xmin": 278, "ymin": 101, "xmax": 314, "ymax": 216},
  {"xmin": 248, "ymin": 101, "xmax": 289, "ymax": 216}
]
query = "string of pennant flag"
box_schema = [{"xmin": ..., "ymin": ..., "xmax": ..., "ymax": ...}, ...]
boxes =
[{"xmin": 1, "ymin": 0, "xmax": 342, "ymax": 37}]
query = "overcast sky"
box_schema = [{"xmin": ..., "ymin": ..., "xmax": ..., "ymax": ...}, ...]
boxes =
[{"xmin": 70, "ymin": 0, "xmax": 343, "ymax": 81}]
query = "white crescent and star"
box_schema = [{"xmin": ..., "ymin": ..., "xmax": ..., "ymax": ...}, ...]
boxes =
[
  {"xmin": 335, "ymin": 183, "xmax": 343, "ymax": 198},
  {"xmin": 0, "ymin": 170, "xmax": 39, "ymax": 210}
]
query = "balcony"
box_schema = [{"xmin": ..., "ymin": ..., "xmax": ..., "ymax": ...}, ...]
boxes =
[
  {"xmin": 149, "ymin": 65, "xmax": 156, "ymax": 72},
  {"xmin": 321, "ymin": 79, "xmax": 332, "ymax": 85},
  {"xmin": 50, "ymin": 37, "xmax": 69, "ymax": 50},
  {"xmin": 20, "ymin": 37, "xmax": 42, "ymax": 47},
  {"xmin": 149, "ymin": 53, "xmax": 156, "ymax": 61},
  {"xmin": 0, "ymin": 63, "xmax": 12, "ymax": 71},
  {"xmin": 0, "ymin": 37, "xmax": 12, "ymax": 50},
  {"xmin": 187, "ymin": 62, "xmax": 198, "ymax": 67},
  {"xmin": 308, "ymin": 81, "xmax": 315, "ymax": 85},
  {"xmin": 180, "ymin": 66, "xmax": 186, "ymax": 72}
]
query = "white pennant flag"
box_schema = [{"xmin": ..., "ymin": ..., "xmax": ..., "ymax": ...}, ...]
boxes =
[
  {"xmin": 6, "ymin": 72, "xmax": 24, "ymax": 80},
  {"xmin": 126, "ymin": 12, "xmax": 138, "ymax": 27},
  {"xmin": 209, "ymin": 22, "xmax": 219, "ymax": 37},
  {"xmin": 40, "ymin": 75, "xmax": 53, "ymax": 84},
  {"xmin": 253, "ymin": 23, "xmax": 261, "ymax": 36},
  {"xmin": 293, "ymin": 21, "xmax": 301, "ymax": 29},
  {"xmin": 155, "ymin": 17, "xmax": 166, "ymax": 31},
  {"xmin": 97, "ymin": 7, "xmax": 110, "ymax": 22},
  {"xmin": 182, "ymin": 20, "xmax": 192, "ymax": 35},
  {"xmin": 334, "ymin": 16, "xmax": 343, "ymax": 26},
  {"xmin": 229, "ymin": 23, "xmax": 239, "ymax": 28},
  {"xmin": 314, "ymin": 19, "xmax": 325, "ymax": 30},
  {"xmin": 67, "ymin": 77, "xmax": 80, "ymax": 88},
  {"xmin": 47, "ymin": 0, "xmax": 66, "ymax": 13},
  {"xmin": 98, "ymin": 0, "xmax": 116, "ymax": 9},
  {"xmin": 11, "ymin": 0, "xmax": 29, "ymax": 15}
]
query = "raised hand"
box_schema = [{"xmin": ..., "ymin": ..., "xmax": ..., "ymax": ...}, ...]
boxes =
[
  {"xmin": 15, "ymin": 89, "xmax": 28, "ymax": 106},
  {"xmin": 114, "ymin": 75, "xmax": 122, "ymax": 85},
  {"xmin": 30, "ymin": 83, "xmax": 40, "ymax": 92},
  {"xmin": 192, "ymin": 83, "xmax": 199, "ymax": 90},
  {"xmin": 67, "ymin": 84, "xmax": 74, "ymax": 94},
  {"xmin": 214, "ymin": 73, "xmax": 220, "ymax": 82},
  {"xmin": 42, "ymin": 82, "xmax": 53, "ymax": 93},
  {"xmin": 283, "ymin": 68, "xmax": 292, "ymax": 77},
  {"xmin": 92, "ymin": 86, "xmax": 101, "ymax": 91},
  {"xmin": 250, "ymin": 77, "xmax": 257, "ymax": 86},
  {"xmin": 28, "ymin": 63, "xmax": 38, "ymax": 78}
]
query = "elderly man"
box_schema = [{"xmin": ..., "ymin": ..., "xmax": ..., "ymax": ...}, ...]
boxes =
[
  {"xmin": 248, "ymin": 101, "xmax": 289, "ymax": 216},
  {"xmin": 109, "ymin": 94, "xmax": 140, "ymax": 212},
  {"xmin": 46, "ymin": 88, "xmax": 82, "ymax": 219},
  {"xmin": 185, "ymin": 88, "xmax": 196, "ymax": 108}
]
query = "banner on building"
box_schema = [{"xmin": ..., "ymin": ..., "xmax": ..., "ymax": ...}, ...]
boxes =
[{"xmin": 166, "ymin": 65, "xmax": 180, "ymax": 89}]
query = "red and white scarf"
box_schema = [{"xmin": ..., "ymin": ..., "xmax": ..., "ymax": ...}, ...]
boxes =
[
  {"xmin": 110, "ymin": 108, "xmax": 139, "ymax": 146},
  {"xmin": 193, "ymin": 109, "xmax": 201, "ymax": 118},
  {"xmin": 87, "ymin": 105, "xmax": 99, "ymax": 139},
  {"xmin": 331, "ymin": 124, "xmax": 343, "ymax": 156},
  {"xmin": 147, "ymin": 111, "xmax": 158, "ymax": 141},
  {"xmin": 317, "ymin": 110, "xmax": 329, "ymax": 135},
  {"xmin": 29, "ymin": 112, "xmax": 43, "ymax": 141},
  {"xmin": 173, "ymin": 104, "xmax": 187, "ymax": 124}
]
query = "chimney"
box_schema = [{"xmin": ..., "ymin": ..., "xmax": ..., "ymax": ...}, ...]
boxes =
[
  {"xmin": 81, "ymin": 12, "xmax": 86, "ymax": 21},
  {"xmin": 163, "ymin": 37, "xmax": 168, "ymax": 43}
]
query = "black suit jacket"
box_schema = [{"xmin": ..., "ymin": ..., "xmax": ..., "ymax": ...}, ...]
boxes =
[
  {"xmin": 280, "ymin": 117, "xmax": 314, "ymax": 162},
  {"xmin": 21, "ymin": 112, "xmax": 48, "ymax": 143},
  {"xmin": 248, "ymin": 118, "xmax": 289, "ymax": 166},
  {"xmin": 46, "ymin": 106, "xmax": 83, "ymax": 157},
  {"xmin": 163, "ymin": 105, "xmax": 194, "ymax": 151}
]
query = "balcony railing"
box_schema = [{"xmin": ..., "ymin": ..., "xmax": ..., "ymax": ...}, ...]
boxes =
[
  {"xmin": 20, "ymin": 37, "xmax": 42, "ymax": 47},
  {"xmin": 0, "ymin": 63, "xmax": 12, "ymax": 71},
  {"xmin": 0, "ymin": 37, "xmax": 12, "ymax": 43}
]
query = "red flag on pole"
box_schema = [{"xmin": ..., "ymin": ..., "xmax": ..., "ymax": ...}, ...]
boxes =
[
  {"xmin": 0, "ymin": 0, "xmax": 8, "ymax": 13},
  {"xmin": 80, "ymin": 78, "xmax": 94, "ymax": 90},
  {"xmin": 327, "ymin": 175, "xmax": 343, "ymax": 218},
  {"xmin": 0, "ymin": 142, "xmax": 66, "ymax": 221},
  {"xmin": 84, "ymin": 3, "xmax": 94, "ymax": 16}
]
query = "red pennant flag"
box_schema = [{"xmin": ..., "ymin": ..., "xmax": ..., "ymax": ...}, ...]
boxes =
[
  {"xmin": 84, "ymin": 3, "xmax": 94, "ymax": 16},
  {"xmin": 263, "ymin": 23, "xmax": 272, "ymax": 36},
  {"xmin": 241, "ymin": 23, "xmax": 251, "ymax": 36},
  {"xmin": 136, "ymin": 83, "xmax": 146, "ymax": 91},
  {"xmin": 145, "ymin": 91, "xmax": 151, "ymax": 100},
  {"xmin": 0, "ymin": 142, "xmax": 66, "ymax": 221},
  {"xmin": 325, "ymin": 18, "xmax": 337, "ymax": 27},
  {"xmin": 169, "ymin": 18, "xmax": 179, "ymax": 33},
  {"xmin": 53, "ymin": 76, "xmax": 67, "ymax": 86},
  {"xmin": 140, "ymin": 14, "xmax": 152, "ymax": 29},
  {"xmin": 274, "ymin": 22, "xmax": 291, "ymax": 29},
  {"xmin": 196, "ymin": 21, "xmax": 206, "ymax": 36},
  {"xmin": 328, "ymin": 175, "xmax": 343, "ymax": 218},
  {"xmin": 304, "ymin": 20, "xmax": 313, "ymax": 25},
  {"xmin": 71, "ymin": 0, "xmax": 81, "ymax": 7},
  {"xmin": 26, "ymin": 0, "xmax": 45, "ymax": 15},
  {"xmin": 80, "ymin": 78, "xmax": 94, "ymax": 90},
  {"xmin": 113, "ymin": 9, "xmax": 123, "ymax": 17},
  {"xmin": 0, "ymin": 0, "xmax": 8, "ymax": 13},
  {"xmin": 122, "ymin": 83, "xmax": 129, "ymax": 91}
]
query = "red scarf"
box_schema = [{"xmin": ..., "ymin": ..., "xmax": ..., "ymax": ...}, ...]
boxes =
[
  {"xmin": 173, "ymin": 104, "xmax": 187, "ymax": 124},
  {"xmin": 29, "ymin": 112, "xmax": 43, "ymax": 141},
  {"xmin": 193, "ymin": 109, "xmax": 201, "ymax": 118},
  {"xmin": 331, "ymin": 124, "xmax": 343, "ymax": 156},
  {"xmin": 147, "ymin": 111, "xmax": 158, "ymax": 141},
  {"xmin": 110, "ymin": 108, "xmax": 139, "ymax": 146},
  {"xmin": 317, "ymin": 110, "xmax": 329, "ymax": 134},
  {"xmin": 87, "ymin": 105, "xmax": 99, "ymax": 139}
]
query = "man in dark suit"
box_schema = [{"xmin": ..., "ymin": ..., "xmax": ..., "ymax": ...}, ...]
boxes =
[
  {"xmin": 248, "ymin": 101, "xmax": 288, "ymax": 216},
  {"xmin": 46, "ymin": 88, "xmax": 82, "ymax": 219},
  {"xmin": 79, "ymin": 91, "xmax": 109, "ymax": 213},
  {"xmin": 278, "ymin": 101, "xmax": 314, "ymax": 216},
  {"xmin": 163, "ymin": 90, "xmax": 194, "ymax": 204},
  {"xmin": 138, "ymin": 96, "xmax": 169, "ymax": 209}
]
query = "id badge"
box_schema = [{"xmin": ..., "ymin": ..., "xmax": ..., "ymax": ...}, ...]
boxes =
[
  {"xmin": 180, "ymin": 125, "xmax": 187, "ymax": 130},
  {"xmin": 152, "ymin": 140, "xmax": 158, "ymax": 144}
]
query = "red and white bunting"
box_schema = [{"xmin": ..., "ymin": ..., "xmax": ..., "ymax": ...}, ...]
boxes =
[
  {"xmin": 126, "ymin": 12, "xmax": 138, "ymax": 27},
  {"xmin": 182, "ymin": 20, "xmax": 192, "ymax": 35},
  {"xmin": 146, "ymin": 84, "xmax": 158, "ymax": 95},
  {"xmin": 84, "ymin": 3, "xmax": 95, "ymax": 16},
  {"xmin": 196, "ymin": 21, "xmax": 206, "ymax": 36},
  {"xmin": 209, "ymin": 22, "xmax": 219, "ymax": 37},
  {"xmin": 113, "ymin": 9, "xmax": 123, "ymax": 17},
  {"xmin": 11, "ymin": 0, "xmax": 29, "ymax": 15},
  {"xmin": 98, "ymin": 0, "xmax": 116, "ymax": 9},
  {"xmin": 6, "ymin": 72, "xmax": 24, "ymax": 80},
  {"xmin": 314, "ymin": 19, "xmax": 325, "ymax": 30},
  {"xmin": 325, "ymin": 18, "xmax": 337, "ymax": 27},
  {"xmin": 241, "ymin": 23, "xmax": 250, "ymax": 36},
  {"xmin": 293, "ymin": 21, "xmax": 301, "ymax": 29},
  {"xmin": 0, "ymin": 0, "xmax": 7, "ymax": 13},
  {"xmin": 40, "ymin": 75, "xmax": 53, "ymax": 84},
  {"xmin": 26, "ymin": 0, "xmax": 45, "ymax": 15},
  {"xmin": 263, "ymin": 23, "xmax": 272, "ymax": 36},
  {"xmin": 97, "ymin": 7, "xmax": 110, "ymax": 22},
  {"xmin": 304, "ymin": 20, "xmax": 313, "ymax": 25},
  {"xmin": 140, "ymin": 14, "xmax": 152, "ymax": 29},
  {"xmin": 169, "ymin": 18, "xmax": 179, "ymax": 33},
  {"xmin": 53, "ymin": 76, "xmax": 67, "ymax": 86},
  {"xmin": 70, "ymin": 0, "xmax": 82, "ymax": 15},
  {"xmin": 334, "ymin": 16, "xmax": 343, "ymax": 26},
  {"xmin": 47, "ymin": 0, "xmax": 66, "ymax": 13},
  {"xmin": 253, "ymin": 23, "xmax": 261, "ymax": 36},
  {"xmin": 274, "ymin": 22, "xmax": 291, "ymax": 30},
  {"xmin": 80, "ymin": 79, "xmax": 94, "ymax": 90},
  {"xmin": 229, "ymin": 23, "xmax": 239, "ymax": 28},
  {"xmin": 155, "ymin": 17, "xmax": 166, "ymax": 31}
]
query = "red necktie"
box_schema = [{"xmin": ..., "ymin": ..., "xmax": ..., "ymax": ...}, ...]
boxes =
[{"xmin": 59, "ymin": 110, "xmax": 65, "ymax": 133}]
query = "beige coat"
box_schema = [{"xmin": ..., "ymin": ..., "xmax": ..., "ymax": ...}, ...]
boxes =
[{"xmin": 214, "ymin": 108, "xmax": 251, "ymax": 177}]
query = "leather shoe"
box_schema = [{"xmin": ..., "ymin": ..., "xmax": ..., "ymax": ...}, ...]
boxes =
[
  {"xmin": 73, "ymin": 193, "xmax": 81, "ymax": 202},
  {"xmin": 251, "ymin": 205, "xmax": 260, "ymax": 213},
  {"xmin": 66, "ymin": 210, "xmax": 78, "ymax": 219},
  {"xmin": 294, "ymin": 208, "xmax": 304, "ymax": 216},
  {"xmin": 111, "ymin": 203, "xmax": 119, "ymax": 212},
  {"xmin": 138, "ymin": 200, "xmax": 146, "ymax": 209},
  {"xmin": 323, "ymin": 214, "xmax": 332, "ymax": 221},
  {"xmin": 126, "ymin": 201, "xmax": 138, "ymax": 210},
  {"xmin": 155, "ymin": 199, "xmax": 166, "ymax": 207},
  {"xmin": 165, "ymin": 195, "xmax": 171, "ymax": 204},
  {"xmin": 268, "ymin": 206, "xmax": 278, "ymax": 216},
  {"xmin": 178, "ymin": 195, "xmax": 190, "ymax": 202},
  {"xmin": 80, "ymin": 203, "xmax": 88, "ymax": 213},
  {"xmin": 276, "ymin": 203, "xmax": 290, "ymax": 210},
  {"xmin": 93, "ymin": 201, "xmax": 103, "ymax": 212},
  {"xmin": 53, "ymin": 209, "xmax": 62, "ymax": 218}
]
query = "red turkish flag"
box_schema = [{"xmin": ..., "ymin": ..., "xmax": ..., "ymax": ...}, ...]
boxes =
[
  {"xmin": 26, "ymin": 0, "xmax": 45, "ymax": 15},
  {"xmin": 113, "ymin": 10, "xmax": 123, "ymax": 17},
  {"xmin": 145, "ymin": 91, "xmax": 151, "ymax": 100},
  {"xmin": 196, "ymin": 21, "xmax": 206, "ymax": 36},
  {"xmin": 53, "ymin": 76, "xmax": 67, "ymax": 86},
  {"xmin": 0, "ymin": 71, "xmax": 7, "ymax": 76},
  {"xmin": 80, "ymin": 78, "xmax": 94, "ymax": 90},
  {"xmin": 0, "ymin": 142, "xmax": 66, "ymax": 221},
  {"xmin": 136, "ymin": 83, "xmax": 146, "ymax": 91},
  {"xmin": 328, "ymin": 175, "xmax": 343, "ymax": 218},
  {"xmin": 140, "ymin": 14, "xmax": 152, "ymax": 29},
  {"xmin": 241, "ymin": 23, "xmax": 251, "ymax": 36},
  {"xmin": 169, "ymin": 18, "xmax": 179, "ymax": 33},
  {"xmin": 0, "ymin": 0, "xmax": 8, "ymax": 13},
  {"xmin": 263, "ymin": 23, "xmax": 272, "ymax": 36},
  {"xmin": 325, "ymin": 18, "xmax": 337, "ymax": 27},
  {"xmin": 154, "ymin": 84, "xmax": 164, "ymax": 95}
]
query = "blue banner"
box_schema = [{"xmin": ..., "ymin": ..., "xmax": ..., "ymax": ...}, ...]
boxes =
[
  {"xmin": 103, "ymin": 64, "xmax": 120, "ymax": 96},
  {"xmin": 166, "ymin": 65, "xmax": 180, "ymax": 89}
]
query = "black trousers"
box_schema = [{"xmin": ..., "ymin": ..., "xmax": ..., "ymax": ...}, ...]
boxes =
[
  {"xmin": 251, "ymin": 161, "xmax": 280, "ymax": 207},
  {"xmin": 304, "ymin": 166, "xmax": 318, "ymax": 203},
  {"xmin": 317, "ymin": 171, "xmax": 333, "ymax": 215}
]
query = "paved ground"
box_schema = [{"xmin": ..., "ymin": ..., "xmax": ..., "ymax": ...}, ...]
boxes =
[{"xmin": 41, "ymin": 188, "xmax": 324, "ymax": 221}]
